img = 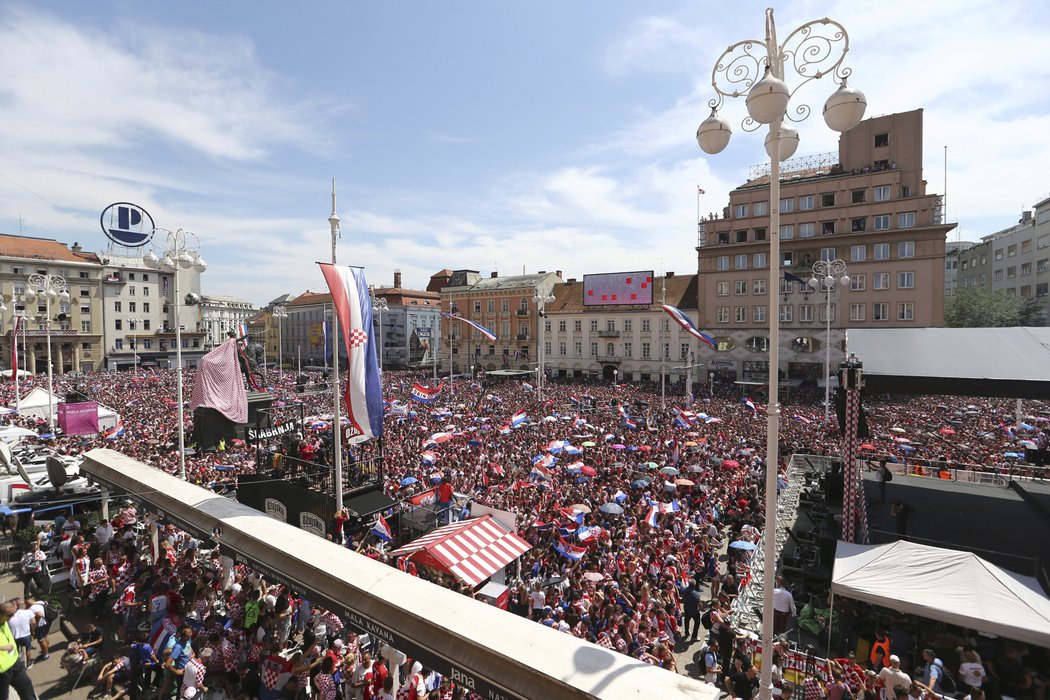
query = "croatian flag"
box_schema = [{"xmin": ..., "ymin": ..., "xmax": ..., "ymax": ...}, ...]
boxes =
[
  {"xmin": 370, "ymin": 514, "xmax": 393, "ymax": 542},
  {"xmin": 577, "ymin": 526, "xmax": 602, "ymax": 543},
  {"xmin": 623, "ymin": 417, "xmax": 638, "ymax": 431},
  {"xmin": 645, "ymin": 505, "xmax": 660, "ymax": 528},
  {"xmin": 522, "ymin": 381, "xmax": 534, "ymax": 391},
  {"xmin": 554, "ymin": 538, "xmax": 587, "ymax": 561},
  {"xmin": 104, "ymin": 423, "xmax": 125, "ymax": 440},
  {"xmin": 445, "ymin": 314, "xmax": 497, "ymax": 342},
  {"xmin": 612, "ymin": 489, "xmax": 628, "ymax": 503},
  {"xmin": 661, "ymin": 304, "xmax": 717, "ymax": 349},
  {"xmin": 743, "ymin": 397, "xmax": 757, "ymax": 415},
  {"xmin": 409, "ymin": 488, "xmax": 437, "ymax": 506},
  {"xmin": 429, "ymin": 431, "xmax": 455, "ymax": 444},
  {"xmin": 660, "ymin": 499, "xmax": 681, "ymax": 513},
  {"xmin": 792, "ymin": 414, "xmax": 812, "ymax": 425},
  {"xmin": 421, "ymin": 451, "xmax": 438, "ymax": 465},
  {"xmin": 238, "ymin": 322, "xmax": 250, "ymax": 342},
  {"xmin": 318, "ymin": 263, "xmax": 383, "ymax": 442},
  {"xmin": 411, "ymin": 382, "xmax": 444, "ymax": 403},
  {"xmin": 533, "ymin": 453, "xmax": 557, "ymax": 470},
  {"xmin": 569, "ymin": 396, "xmax": 581, "ymax": 406},
  {"xmin": 510, "ymin": 411, "xmax": 529, "ymax": 428},
  {"xmin": 530, "ymin": 462, "xmax": 554, "ymax": 480},
  {"xmin": 674, "ymin": 415, "xmax": 690, "ymax": 429}
]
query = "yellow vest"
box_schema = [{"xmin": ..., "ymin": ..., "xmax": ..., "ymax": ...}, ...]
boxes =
[{"xmin": 0, "ymin": 622, "xmax": 18, "ymax": 673}]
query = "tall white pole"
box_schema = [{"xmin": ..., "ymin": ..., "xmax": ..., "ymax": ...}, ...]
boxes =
[
  {"xmin": 45, "ymin": 294, "xmax": 54, "ymax": 429},
  {"xmin": 329, "ymin": 178, "xmax": 344, "ymax": 513},
  {"xmin": 12, "ymin": 316, "xmax": 19, "ymax": 412},
  {"xmin": 278, "ymin": 316, "xmax": 283, "ymax": 374},
  {"xmin": 825, "ymin": 284, "xmax": 832, "ymax": 423},
  {"xmin": 660, "ymin": 276, "xmax": 667, "ymax": 410},
  {"xmin": 175, "ymin": 265, "xmax": 186, "ymax": 480},
  {"xmin": 538, "ymin": 304, "xmax": 545, "ymax": 402}
]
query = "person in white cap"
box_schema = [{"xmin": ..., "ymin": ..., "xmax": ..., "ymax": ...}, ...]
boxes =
[
  {"xmin": 878, "ymin": 654, "xmax": 912, "ymax": 700},
  {"xmin": 396, "ymin": 661, "xmax": 425, "ymax": 700}
]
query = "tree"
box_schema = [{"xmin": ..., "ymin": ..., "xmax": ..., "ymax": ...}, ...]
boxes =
[{"xmin": 944, "ymin": 287, "xmax": 1045, "ymax": 327}]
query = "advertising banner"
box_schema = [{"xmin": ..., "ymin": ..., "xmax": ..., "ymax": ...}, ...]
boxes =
[{"xmin": 58, "ymin": 401, "xmax": 99, "ymax": 436}]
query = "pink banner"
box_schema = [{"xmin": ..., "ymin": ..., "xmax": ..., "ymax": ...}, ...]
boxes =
[{"xmin": 58, "ymin": 401, "xmax": 99, "ymax": 436}]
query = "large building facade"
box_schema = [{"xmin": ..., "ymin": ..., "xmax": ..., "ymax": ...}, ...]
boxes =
[
  {"xmin": 439, "ymin": 270, "xmax": 562, "ymax": 374},
  {"xmin": 696, "ymin": 109, "xmax": 955, "ymax": 383},
  {"xmin": 199, "ymin": 294, "xmax": 258, "ymax": 349},
  {"xmin": 372, "ymin": 271, "xmax": 442, "ymax": 371}
]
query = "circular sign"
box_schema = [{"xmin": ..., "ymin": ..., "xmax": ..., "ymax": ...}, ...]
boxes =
[{"xmin": 99, "ymin": 202, "xmax": 155, "ymax": 247}]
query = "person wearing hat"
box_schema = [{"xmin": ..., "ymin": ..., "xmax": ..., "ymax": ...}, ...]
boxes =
[{"xmin": 878, "ymin": 654, "xmax": 912, "ymax": 700}]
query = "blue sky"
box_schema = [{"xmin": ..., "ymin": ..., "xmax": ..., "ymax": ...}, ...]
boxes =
[{"xmin": 1, "ymin": 1, "xmax": 1048, "ymax": 305}]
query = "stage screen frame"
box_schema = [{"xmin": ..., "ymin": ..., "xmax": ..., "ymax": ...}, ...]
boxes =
[{"xmin": 582, "ymin": 271, "xmax": 655, "ymax": 306}]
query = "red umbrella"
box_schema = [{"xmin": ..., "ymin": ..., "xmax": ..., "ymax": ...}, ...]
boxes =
[
  {"xmin": 580, "ymin": 465, "xmax": 598, "ymax": 477},
  {"xmin": 860, "ymin": 443, "xmax": 876, "ymax": 450},
  {"xmin": 938, "ymin": 427, "xmax": 956, "ymax": 435},
  {"xmin": 637, "ymin": 445, "xmax": 652, "ymax": 452},
  {"xmin": 722, "ymin": 459, "xmax": 740, "ymax": 468}
]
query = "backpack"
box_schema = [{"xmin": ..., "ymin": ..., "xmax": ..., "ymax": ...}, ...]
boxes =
[
  {"xmin": 699, "ymin": 647, "xmax": 717, "ymax": 674},
  {"xmin": 701, "ymin": 606, "xmax": 714, "ymax": 630},
  {"xmin": 936, "ymin": 663, "xmax": 957, "ymax": 694},
  {"xmin": 882, "ymin": 466, "xmax": 894, "ymax": 482},
  {"xmin": 42, "ymin": 600, "xmax": 59, "ymax": 623}
]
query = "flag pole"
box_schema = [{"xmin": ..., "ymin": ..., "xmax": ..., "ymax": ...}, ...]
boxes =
[{"xmin": 329, "ymin": 178, "xmax": 344, "ymax": 513}]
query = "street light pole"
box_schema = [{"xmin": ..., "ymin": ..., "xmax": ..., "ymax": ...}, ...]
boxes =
[
  {"xmin": 697, "ymin": 10, "xmax": 865, "ymax": 699},
  {"xmin": 808, "ymin": 259, "xmax": 850, "ymax": 423},
  {"xmin": 143, "ymin": 229, "xmax": 208, "ymax": 480},
  {"xmin": 25, "ymin": 274, "xmax": 69, "ymax": 429},
  {"xmin": 371, "ymin": 295, "xmax": 387, "ymax": 372},
  {"xmin": 329, "ymin": 178, "xmax": 344, "ymax": 513},
  {"xmin": 273, "ymin": 305, "xmax": 288, "ymax": 376},
  {"xmin": 532, "ymin": 291, "xmax": 555, "ymax": 402}
]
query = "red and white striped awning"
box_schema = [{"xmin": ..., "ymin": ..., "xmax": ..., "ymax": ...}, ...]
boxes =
[{"xmin": 390, "ymin": 515, "xmax": 532, "ymax": 587}]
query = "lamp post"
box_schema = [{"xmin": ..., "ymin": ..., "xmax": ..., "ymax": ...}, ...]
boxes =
[
  {"xmin": 24, "ymin": 274, "xmax": 69, "ymax": 429},
  {"xmin": 328, "ymin": 179, "xmax": 344, "ymax": 513},
  {"xmin": 143, "ymin": 229, "xmax": 208, "ymax": 480},
  {"xmin": 808, "ymin": 259, "xmax": 850, "ymax": 423},
  {"xmin": 532, "ymin": 292, "xmax": 555, "ymax": 402},
  {"xmin": 272, "ymin": 305, "xmax": 287, "ymax": 375},
  {"xmin": 0, "ymin": 298, "xmax": 17, "ymax": 410},
  {"xmin": 371, "ymin": 295, "xmax": 387, "ymax": 372},
  {"xmin": 696, "ymin": 9, "xmax": 865, "ymax": 699}
]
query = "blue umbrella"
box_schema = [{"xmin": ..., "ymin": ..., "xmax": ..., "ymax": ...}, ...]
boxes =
[
  {"xmin": 468, "ymin": 439, "xmax": 481, "ymax": 446},
  {"xmin": 630, "ymin": 479, "xmax": 648, "ymax": 489},
  {"xmin": 599, "ymin": 502, "xmax": 624, "ymax": 515},
  {"xmin": 728, "ymin": 540, "xmax": 758, "ymax": 551},
  {"xmin": 400, "ymin": 476, "xmax": 418, "ymax": 487}
]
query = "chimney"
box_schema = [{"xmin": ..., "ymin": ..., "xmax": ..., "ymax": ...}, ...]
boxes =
[
  {"xmin": 666, "ymin": 271, "xmax": 675, "ymax": 278},
  {"xmin": 555, "ymin": 270, "xmax": 562, "ymax": 278},
  {"xmin": 71, "ymin": 241, "xmax": 82, "ymax": 252},
  {"xmin": 538, "ymin": 271, "xmax": 546, "ymax": 275},
  {"xmin": 567, "ymin": 278, "xmax": 577, "ymax": 284},
  {"xmin": 490, "ymin": 271, "xmax": 498, "ymax": 278},
  {"xmin": 393, "ymin": 270, "xmax": 402, "ymax": 288}
]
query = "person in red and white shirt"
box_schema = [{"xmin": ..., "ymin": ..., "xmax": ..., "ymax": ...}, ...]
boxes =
[
  {"xmin": 313, "ymin": 656, "xmax": 338, "ymax": 700},
  {"xmin": 180, "ymin": 647, "xmax": 209, "ymax": 698}
]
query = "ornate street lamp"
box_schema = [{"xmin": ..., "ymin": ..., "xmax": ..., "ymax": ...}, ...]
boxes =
[{"xmin": 24, "ymin": 275, "xmax": 69, "ymax": 429}]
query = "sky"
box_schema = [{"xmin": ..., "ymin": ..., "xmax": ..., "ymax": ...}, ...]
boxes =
[{"xmin": 1, "ymin": 1, "xmax": 1048, "ymax": 306}]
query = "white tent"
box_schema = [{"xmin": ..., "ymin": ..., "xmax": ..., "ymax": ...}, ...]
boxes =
[
  {"xmin": 96, "ymin": 404, "xmax": 119, "ymax": 431},
  {"xmin": 832, "ymin": 540, "xmax": 1050, "ymax": 648},
  {"xmin": 14, "ymin": 387, "xmax": 57, "ymax": 420}
]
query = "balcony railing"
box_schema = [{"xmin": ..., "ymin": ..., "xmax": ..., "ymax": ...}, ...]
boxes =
[
  {"xmin": 516, "ymin": 334, "xmax": 529, "ymax": 341},
  {"xmin": 598, "ymin": 330, "xmax": 620, "ymax": 338},
  {"xmin": 516, "ymin": 309, "xmax": 530, "ymax": 316},
  {"xmin": 597, "ymin": 355, "xmax": 620, "ymax": 363}
]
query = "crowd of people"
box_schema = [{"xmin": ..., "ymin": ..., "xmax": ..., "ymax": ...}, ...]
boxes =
[{"xmin": 0, "ymin": 365, "xmax": 1045, "ymax": 700}]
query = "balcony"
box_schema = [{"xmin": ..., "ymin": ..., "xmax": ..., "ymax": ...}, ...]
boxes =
[
  {"xmin": 597, "ymin": 355, "xmax": 620, "ymax": 363},
  {"xmin": 516, "ymin": 309, "xmax": 530, "ymax": 317},
  {"xmin": 516, "ymin": 334, "xmax": 529, "ymax": 341},
  {"xmin": 103, "ymin": 273, "xmax": 126, "ymax": 285},
  {"xmin": 598, "ymin": 330, "xmax": 620, "ymax": 338}
]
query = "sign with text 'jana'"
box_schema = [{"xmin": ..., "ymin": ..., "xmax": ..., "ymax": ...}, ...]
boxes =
[{"xmin": 100, "ymin": 202, "xmax": 155, "ymax": 248}]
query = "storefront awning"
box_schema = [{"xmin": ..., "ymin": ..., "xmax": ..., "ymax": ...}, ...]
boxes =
[{"xmin": 390, "ymin": 515, "xmax": 531, "ymax": 587}]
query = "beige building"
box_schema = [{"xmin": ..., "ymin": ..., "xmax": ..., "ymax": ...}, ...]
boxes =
[
  {"xmin": 0, "ymin": 234, "xmax": 105, "ymax": 374},
  {"xmin": 696, "ymin": 109, "xmax": 956, "ymax": 383}
]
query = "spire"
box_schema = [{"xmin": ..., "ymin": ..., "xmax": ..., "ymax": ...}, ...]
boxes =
[{"xmin": 328, "ymin": 177, "xmax": 340, "ymax": 236}]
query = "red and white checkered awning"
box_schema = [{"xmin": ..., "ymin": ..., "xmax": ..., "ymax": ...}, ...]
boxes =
[{"xmin": 390, "ymin": 515, "xmax": 531, "ymax": 587}]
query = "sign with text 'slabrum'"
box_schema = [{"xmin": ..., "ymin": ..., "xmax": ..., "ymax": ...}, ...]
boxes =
[{"xmin": 100, "ymin": 202, "xmax": 155, "ymax": 247}]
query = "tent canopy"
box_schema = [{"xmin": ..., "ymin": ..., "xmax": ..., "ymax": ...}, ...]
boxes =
[
  {"xmin": 833, "ymin": 540, "xmax": 1050, "ymax": 648},
  {"xmin": 390, "ymin": 514, "xmax": 531, "ymax": 587},
  {"xmin": 13, "ymin": 387, "xmax": 58, "ymax": 419}
]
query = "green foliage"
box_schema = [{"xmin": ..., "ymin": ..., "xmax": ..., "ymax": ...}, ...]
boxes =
[
  {"xmin": 14, "ymin": 525, "xmax": 41, "ymax": 545},
  {"xmin": 944, "ymin": 287, "xmax": 1045, "ymax": 327}
]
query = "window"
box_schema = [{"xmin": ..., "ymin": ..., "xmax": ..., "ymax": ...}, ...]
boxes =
[
  {"xmin": 873, "ymin": 303, "xmax": 889, "ymax": 321},
  {"xmin": 559, "ymin": 342, "xmax": 566, "ymax": 356},
  {"xmin": 850, "ymin": 274, "xmax": 866, "ymax": 291},
  {"xmin": 898, "ymin": 212, "xmax": 915, "ymax": 228},
  {"xmin": 735, "ymin": 306, "xmax": 747, "ymax": 323},
  {"xmin": 1022, "ymin": 239, "xmax": 1032, "ymax": 253},
  {"xmin": 994, "ymin": 270, "xmax": 1004, "ymax": 282},
  {"xmin": 897, "ymin": 302, "xmax": 914, "ymax": 321},
  {"xmin": 874, "ymin": 215, "xmax": 891, "ymax": 231},
  {"xmin": 128, "ymin": 273, "xmax": 135, "ymax": 281},
  {"xmin": 80, "ymin": 286, "xmax": 90, "ymax": 298},
  {"xmin": 753, "ymin": 279, "xmax": 766, "ymax": 295},
  {"xmin": 735, "ymin": 281, "xmax": 748, "ymax": 295},
  {"xmin": 821, "ymin": 193, "xmax": 835, "ymax": 207},
  {"xmin": 1007, "ymin": 244, "xmax": 1017, "ymax": 257},
  {"xmin": 681, "ymin": 343, "xmax": 690, "ymax": 359},
  {"xmin": 873, "ymin": 273, "xmax": 890, "ymax": 290},
  {"xmin": 822, "ymin": 221, "xmax": 836, "ymax": 236},
  {"xmin": 716, "ymin": 281, "xmax": 730, "ymax": 296},
  {"xmin": 623, "ymin": 319, "xmax": 632, "ymax": 332},
  {"xmin": 850, "ymin": 245, "xmax": 866, "ymax": 262},
  {"xmin": 849, "ymin": 303, "xmax": 866, "ymax": 321},
  {"xmin": 501, "ymin": 300, "xmax": 509, "ymax": 312},
  {"xmin": 716, "ymin": 256, "xmax": 730, "ymax": 271},
  {"xmin": 754, "ymin": 227, "xmax": 767, "ymax": 241},
  {"xmin": 641, "ymin": 319, "xmax": 651, "ymax": 332},
  {"xmin": 487, "ymin": 300, "xmax": 494, "ymax": 312},
  {"xmin": 1037, "ymin": 283, "xmax": 1048, "ymax": 297},
  {"xmin": 519, "ymin": 297, "xmax": 528, "ymax": 311},
  {"xmin": 81, "ymin": 320, "xmax": 91, "ymax": 333},
  {"xmin": 799, "ymin": 223, "xmax": 815, "ymax": 238},
  {"xmin": 995, "ymin": 248, "xmax": 1004, "ymax": 261},
  {"xmin": 114, "ymin": 301, "xmax": 122, "ymax": 312},
  {"xmin": 558, "ymin": 321, "xmax": 566, "ymax": 332},
  {"xmin": 898, "ymin": 272, "xmax": 915, "ymax": 289},
  {"xmin": 129, "ymin": 302, "xmax": 136, "ymax": 313},
  {"xmin": 851, "ymin": 217, "xmax": 866, "ymax": 232},
  {"xmin": 779, "ymin": 279, "xmax": 793, "ymax": 294},
  {"xmin": 780, "ymin": 197, "xmax": 794, "ymax": 213},
  {"xmin": 128, "ymin": 286, "xmax": 135, "ymax": 296},
  {"xmin": 473, "ymin": 301, "xmax": 481, "ymax": 313},
  {"xmin": 641, "ymin": 342, "xmax": 651, "ymax": 358},
  {"xmin": 623, "ymin": 342, "xmax": 632, "ymax": 357},
  {"xmin": 142, "ymin": 339, "xmax": 152, "ymax": 349},
  {"xmin": 1038, "ymin": 259, "xmax": 1049, "ymax": 273},
  {"xmin": 589, "ymin": 319, "xmax": 598, "ymax": 332},
  {"xmin": 799, "ymin": 305, "xmax": 814, "ymax": 322},
  {"xmin": 544, "ymin": 320, "xmax": 551, "ymax": 332},
  {"xmin": 735, "ymin": 254, "xmax": 748, "ymax": 269},
  {"xmin": 142, "ymin": 274, "xmax": 149, "ymax": 282},
  {"xmin": 753, "ymin": 201, "xmax": 768, "ymax": 216},
  {"xmin": 753, "ymin": 253, "xmax": 767, "ymax": 268},
  {"xmin": 851, "ymin": 189, "xmax": 866, "ymax": 204},
  {"xmin": 115, "ymin": 339, "xmax": 123, "ymax": 350},
  {"xmin": 143, "ymin": 320, "xmax": 150, "ymax": 330},
  {"xmin": 874, "ymin": 243, "xmax": 890, "ymax": 260},
  {"xmin": 779, "ymin": 224, "xmax": 794, "ymax": 240},
  {"xmin": 143, "ymin": 287, "xmax": 149, "ymax": 297},
  {"xmin": 819, "ymin": 304, "xmax": 836, "ymax": 323},
  {"xmin": 1021, "ymin": 262, "xmax": 1032, "ymax": 276},
  {"xmin": 115, "ymin": 319, "xmax": 122, "ymax": 330},
  {"xmin": 799, "ymin": 195, "xmax": 814, "ymax": 210},
  {"xmin": 874, "ymin": 185, "xmax": 891, "ymax": 201},
  {"xmin": 820, "ymin": 247, "xmax": 836, "ymax": 262},
  {"xmin": 874, "ymin": 132, "xmax": 889, "ymax": 147},
  {"xmin": 747, "ymin": 337, "xmax": 770, "ymax": 352},
  {"xmin": 716, "ymin": 307, "xmax": 729, "ymax": 324},
  {"xmin": 779, "ymin": 305, "xmax": 793, "ymax": 322},
  {"xmin": 80, "ymin": 305, "xmax": 89, "ymax": 314},
  {"xmin": 736, "ymin": 230, "xmax": 748, "ymax": 243},
  {"xmin": 1021, "ymin": 285, "xmax": 1032, "ymax": 298},
  {"xmin": 735, "ymin": 204, "xmax": 748, "ymax": 218},
  {"xmin": 898, "ymin": 241, "xmax": 915, "ymax": 258},
  {"xmin": 1039, "ymin": 235, "xmax": 1050, "ymax": 249},
  {"xmin": 663, "ymin": 343, "xmax": 670, "ymax": 359},
  {"xmin": 143, "ymin": 303, "xmax": 150, "ymax": 313},
  {"xmin": 753, "ymin": 306, "xmax": 766, "ymax": 323},
  {"xmin": 574, "ymin": 320, "xmax": 582, "ymax": 332},
  {"xmin": 590, "ymin": 342, "xmax": 598, "ymax": 356},
  {"xmin": 900, "ymin": 185, "xmax": 911, "ymax": 197},
  {"xmin": 1007, "ymin": 266, "xmax": 1017, "ymax": 279}
]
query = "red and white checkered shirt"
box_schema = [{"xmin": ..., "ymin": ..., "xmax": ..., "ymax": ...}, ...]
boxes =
[
  {"xmin": 260, "ymin": 654, "xmax": 292, "ymax": 690},
  {"xmin": 314, "ymin": 672, "xmax": 337, "ymax": 700},
  {"xmin": 88, "ymin": 567, "xmax": 109, "ymax": 596}
]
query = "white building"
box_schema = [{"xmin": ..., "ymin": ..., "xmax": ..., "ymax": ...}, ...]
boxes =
[{"xmin": 199, "ymin": 294, "xmax": 258, "ymax": 349}]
